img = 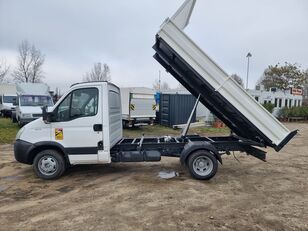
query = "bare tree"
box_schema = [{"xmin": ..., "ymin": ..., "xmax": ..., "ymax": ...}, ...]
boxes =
[
  {"xmin": 83, "ymin": 62, "xmax": 111, "ymax": 82},
  {"xmin": 30, "ymin": 48, "xmax": 45, "ymax": 83},
  {"xmin": 152, "ymin": 79, "xmax": 160, "ymax": 90},
  {"xmin": 161, "ymin": 82, "xmax": 170, "ymax": 90},
  {"xmin": 303, "ymin": 69, "xmax": 308, "ymax": 106},
  {"xmin": 153, "ymin": 79, "xmax": 170, "ymax": 91},
  {"xmin": 0, "ymin": 59, "xmax": 9, "ymax": 83},
  {"xmin": 230, "ymin": 74, "xmax": 244, "ymax": 87},
  {"xmin": 13, "ymin": 40, "xmax": 45, "ymax": 83}
]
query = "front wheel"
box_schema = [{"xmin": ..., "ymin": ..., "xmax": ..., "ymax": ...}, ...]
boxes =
[
  {"xmin": 17, "ymin": 119, "xmax": 24, "ymax": 127},
  {"xmin": 187, "ymin": 150, "xmax": 218, "ymax": 180},
  {"xmin": 11, "ymin": 113, "xmax": 17, "ymax": 123},
  {"xmin": 33, "ymin": 149, "xmax": 66, "ymax": 180}
]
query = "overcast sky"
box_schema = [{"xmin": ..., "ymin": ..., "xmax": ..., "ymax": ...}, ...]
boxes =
[{"xmin": 1, "ymin": 0, "xmax": 307, "ymax": 92}]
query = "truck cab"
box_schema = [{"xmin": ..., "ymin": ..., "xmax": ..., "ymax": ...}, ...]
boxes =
[{"xmin": 14, "ymin": 82, "xmax": 123, "ymax": 178}]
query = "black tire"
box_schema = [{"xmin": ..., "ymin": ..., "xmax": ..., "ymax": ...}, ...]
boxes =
[
  {"xmin": 11, "ymin": 113, "xmax": 17, "ymax": 123},
  {"xmin": 187, "ymin": 150, "xmax": 218, "ymax": 180},
  {"xmin": 18, "ymin": 120, "xmax": 23, "ymax": 127},
  {"xmin": 12, "ymin": 116, "xmax": 17, "ymax": 123},
  {"xmin": 33, "ymin": 149, "xmax": 66, "ymax": 180}
]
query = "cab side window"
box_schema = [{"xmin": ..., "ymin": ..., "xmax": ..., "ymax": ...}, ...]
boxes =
[
  {"xmin": 56, "ymin": 88, "xmax": 98, "ymax": 122},
  {"xmin": 56, "ymin": 94, "xmax": 71, "ymax": 121}
]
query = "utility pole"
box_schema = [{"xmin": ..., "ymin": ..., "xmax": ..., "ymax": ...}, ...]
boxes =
[
  {"xmin": 246, "ymin": 52, "xmax": 252, "ymax": 90},
  {"xmin": 159, "ymin": 70, "xmax": 161, "ymax": 91}
]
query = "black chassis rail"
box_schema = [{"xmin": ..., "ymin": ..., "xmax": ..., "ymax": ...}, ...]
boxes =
[{"xmin": 110, "ymin": 134, "xmax": 267, "ymax": 162}]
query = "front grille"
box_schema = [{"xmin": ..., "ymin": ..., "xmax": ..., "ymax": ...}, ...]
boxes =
[{"xmin": 32, "ymin": 114, "xmax": 42, "ymax": 118}]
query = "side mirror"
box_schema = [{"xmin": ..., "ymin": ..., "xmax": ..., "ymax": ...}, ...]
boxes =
[
  {"xmin": 12, "ymin": 98, "xmax": 17, "ymax": 106},
  {"xmin": 42, "ymin": 105, "xmax": 48, "ymax": 122},
  {"xmin": 42, "ymin": 106, "xmax": 56, "ymax": 123}
]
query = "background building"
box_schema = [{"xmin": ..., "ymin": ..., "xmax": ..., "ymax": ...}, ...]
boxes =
[{"xmin": 248, "ymin": 88, "xmax": 303, "ymax": 116}]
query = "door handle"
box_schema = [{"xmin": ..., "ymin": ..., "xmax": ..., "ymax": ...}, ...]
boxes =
[{"xmin": 93, "ymin": 124, "xmax": 102, "ymax": 132}]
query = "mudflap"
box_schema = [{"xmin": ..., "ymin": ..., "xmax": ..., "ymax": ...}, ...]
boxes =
[
  {"xmin": 243, "ymin": 146, "xmax": 267, "ymax": 162},
  {"xmin": 180, "ymin": 141, "xmax": 222, "ymax": 166}
]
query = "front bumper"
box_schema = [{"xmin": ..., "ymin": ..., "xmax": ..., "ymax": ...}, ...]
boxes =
[
  {"xmin": 19, "ymin": 117, "xmax": 38, "ymax": 124},
  {"xmin": 14, "ymin": 139, "xmax": 35, "ymax": 165},
  {"xmin": 1, "ymin": 109, "xmax": 14, "ymax": 117},
  {"xmin": 129, "ymin": 117, "xmax": 155, "ymax": 124}
]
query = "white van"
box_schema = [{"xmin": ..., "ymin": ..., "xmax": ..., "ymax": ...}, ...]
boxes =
[
  {"xmin": 0, "ymin": 84, "xmax": 17, "ymax": 117},
  {"xmin": 13, "ymin": 83, "xmax": 54, "ymax": 126},
  {"xmin": 0, "ymin": 94, "xmax": 17, "ymax": 117}
]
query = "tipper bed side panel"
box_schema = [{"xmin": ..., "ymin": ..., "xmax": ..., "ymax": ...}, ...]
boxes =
[{"xmin": 153, "ymin": 37, "xmax": 296, "ymax": 151}]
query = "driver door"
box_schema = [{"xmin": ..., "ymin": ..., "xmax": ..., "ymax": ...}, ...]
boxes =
[{"xmin": 51, "ymin": 87, "xmax": 102, "ymax": 164}]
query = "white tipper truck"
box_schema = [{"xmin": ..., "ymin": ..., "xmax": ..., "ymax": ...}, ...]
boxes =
[{"xmin": 14, "ymin": 0, "xmax": 297, "ymax": 180}]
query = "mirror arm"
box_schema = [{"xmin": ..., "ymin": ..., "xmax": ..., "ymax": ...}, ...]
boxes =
[{"xmin": 41, "ymin": 105, "xmax": 50, "ymax": 124}]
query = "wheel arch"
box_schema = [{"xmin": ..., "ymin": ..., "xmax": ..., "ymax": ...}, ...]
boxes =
[
  {"xmin": 180, "ymin": 141, "xmax": 222, "ymax": 166},
  {"xmin": 28, "ymin": 142, "xmax": 69, "ymax": 164}
]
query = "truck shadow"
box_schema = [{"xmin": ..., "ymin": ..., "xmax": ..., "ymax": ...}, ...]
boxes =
[{"xmin": 64, "ymin": 161, "xmax": 188, "ymax": 181}]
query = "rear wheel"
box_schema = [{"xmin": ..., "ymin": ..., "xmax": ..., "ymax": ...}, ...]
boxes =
[
  {"xmin": 33, "ymin": 149, "xmax": 66, "ymax": 180},
  {"xmin": 187, "ymin": 150, "xmax": 218, "ymax": 180},
  {"xmin": 123, "ymin": 120, "xmax": 128, "ymax": 128}
]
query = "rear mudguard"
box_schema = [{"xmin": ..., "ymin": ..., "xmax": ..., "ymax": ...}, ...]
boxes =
[{"xmin": 180, "ymin": 141, "xmax": 222, "ymax": 166}]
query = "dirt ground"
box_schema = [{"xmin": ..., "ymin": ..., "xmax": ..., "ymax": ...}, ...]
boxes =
[{"xmin": 0, "ymin": 123, "xmax": 307, "ymax": 231}]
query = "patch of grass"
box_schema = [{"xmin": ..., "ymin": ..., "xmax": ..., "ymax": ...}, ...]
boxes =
[
  {"xmin": 0, "ymin": 118, "xmax": 19, "ymax": 144},
  {"xmin": 189, "ymin": 126, "xmax": 230, "ymax": 136},
  {"xmin": 123, "ymin": 124, "xmax": 229, "ymax": 138},
  {"xmin": 123, "ymin": 125, "xmax": 179, "ymax": 138}
]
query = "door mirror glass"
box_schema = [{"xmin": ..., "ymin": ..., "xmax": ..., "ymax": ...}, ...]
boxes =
[
  {"xmin": 42, "ymin": 105, "xmax": 55, "ymax": 123},
  {"xmin": 12, "ymin": 98, "xmax": 17, "ymax": 106},
  {"xmin": 42, "ymin": 105, "xmax": 48, "ymax": 121}
]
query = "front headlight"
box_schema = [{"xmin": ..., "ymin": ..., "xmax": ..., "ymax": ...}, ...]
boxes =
[
  {"xmin": 22, "ymin": 113, "xmax": 32, "ymax": 118},
  {"xmin": 16, "ymin": 126, "xmax": 25, "ymax": 140}
]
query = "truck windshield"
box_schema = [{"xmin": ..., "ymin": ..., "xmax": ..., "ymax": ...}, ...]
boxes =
[
  {"xmin": 20, "ymin": 95, "xmax": 53, "ymax": 107},
  {"xmin": 3, "ymin": 96, "xmax": 16, "ymax": 103}
]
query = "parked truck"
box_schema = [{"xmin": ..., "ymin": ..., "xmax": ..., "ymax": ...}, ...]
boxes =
[
  {"xmin": 120, "ymin": 87, "xmax": 156, "ymax": 127},
  {"xmin": 12, "ymin": 83, "xmax": 54, "ymax": 126},
  {"xmin": 0, "ymin": 84, "xmax": 17, "ymax": 117},
  {"xmin": 14, "ymin": 0, "xmax": 297, "ymax": 180}
]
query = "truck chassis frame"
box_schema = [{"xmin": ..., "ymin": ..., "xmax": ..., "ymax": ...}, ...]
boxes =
[{"xmin": 111, "ymin": 134, "xmax": 267, "ymax": 163}]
